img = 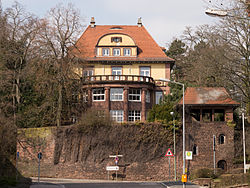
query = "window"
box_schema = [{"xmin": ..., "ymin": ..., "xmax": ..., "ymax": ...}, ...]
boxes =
[
  {"xmin": 129, "ymin": 89, "xmax": 141, "ymax": 101},
  {"xmin": 124, "ymin": 48, "xmax": 131, "ymax": 56},
  {"xmin": 214, "ymin": 109, "xmax": 225, "ymax": 121},
  {"xmin": 193, "ymin": 145, "xmax": 198, "ymax": 155},
  {"xmin": 140, "ymin": 66, "xmax": 150, "ymax": 81},
  {"xmin": 111, "ymin": 37, "xmax": 122, "ymax": 43},
  {"xmin": 202, "ymin": 109, "xmax": 212, "ymax": 122},
  {"xmin": 217, "ymin": 160, "xmax": 227, "ymax": 171},
  {"xmin": 110, "ymin": 88, "xmax": 123, "ymax": 101},
  {"xmin": 72, "ymin": 91, "xmax": 79, "ymax": 104},
  {"xmin": 112, "ymin": 67, "xmax": 122, "ymax": 80},
  {"xmin": 146, "ymin": 90, "xmax": 150, "ymax": 103},
  {"xmin": 113, "ymin": 48, "xmax": 120, "ymax": 56},
  {"xmin": 102, "ymin": 48, "xmax": 110, "ymax": 56},
  {"xmin": 191, "ymin": 109, "xmax": 200, "ymax": 121},
  {"xmin": 83, "ymin": 67, "xmax": 94, "ymax": 81},
  {"xmin": 82, "ymin": 90, "xmax": 88, "ymax": 102},
  {"xmin": 92, "ymin": 88, "xmax": 105, "ymax": 101},
  {"xmin": 219, "ymin": 134, "xmax": 225, "ymax": 144},
  {"xmin": 155, "ymin": 91, "xmax": 163, "ymax": 104},
  {"xmin": 110, "ymin": 110, "xmax": 123, "ymax": 122},
  {"xmin": 71, "ymin": 114, "xmax": 77, "ymax": 124},
  {"xmin": 128, "ymin": 111, "xmax": 141, "ymax": 122}
]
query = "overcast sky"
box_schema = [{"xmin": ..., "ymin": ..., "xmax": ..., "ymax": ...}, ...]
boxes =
[{"xmin": 1, "ymin": 0, "xmax": 221, "ymax": 47}]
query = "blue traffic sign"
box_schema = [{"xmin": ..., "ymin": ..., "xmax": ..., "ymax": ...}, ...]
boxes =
[
  {"xmin": 38, "ymin": 152, "xmax": 42, "ymax": 159},
  {"xmin": 17, "ymin": 152, "xmax": 19, "ymax": 158}
]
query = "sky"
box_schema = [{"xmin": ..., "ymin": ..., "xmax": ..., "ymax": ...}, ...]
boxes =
[{"xmin": 1, "ymin": 0, "xmax": 221, "ymax": 47}]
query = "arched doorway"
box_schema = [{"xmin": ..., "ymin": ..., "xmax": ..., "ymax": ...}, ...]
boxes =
[{"xmin": 217, "ymin": 160, "xmax": 227, "ymax": 171}]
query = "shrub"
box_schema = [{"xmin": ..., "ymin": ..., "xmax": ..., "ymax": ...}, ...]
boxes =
[
  {"xmin": 191, "ymin": 168, "xmax": 216, "ymax": 179},
  {"xmin": 76, "ymin": 109, "xmax": 113, "ymax": 134}
]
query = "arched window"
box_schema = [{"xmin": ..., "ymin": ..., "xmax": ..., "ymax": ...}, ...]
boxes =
[
  {"xmin": 218, "ymin": 160, "xmax": 227, "ymax": 171},
  {"xmin": 193, "ymin": 144, "xmax": 198, "ymax": 155},
  {"xmin": 219, "ymin": 134, "xmax": 225, "ymax": 144}
]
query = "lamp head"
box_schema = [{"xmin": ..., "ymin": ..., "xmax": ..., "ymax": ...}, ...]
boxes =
[{"xmin": 170, "ymin": 111, "xmax": 174, "ymax": 116}]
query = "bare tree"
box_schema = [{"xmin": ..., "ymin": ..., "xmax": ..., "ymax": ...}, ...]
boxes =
[
  {"xmin": 0, "ymin": 2, "xmax": 38, "ymax": 125},
  {"xmin": 212, "ymin": 0, "xmax": 250, "ymax": 119},
  {"xmin": 35, "ymin": 3, "xmax": 85, "ymax": 127}
]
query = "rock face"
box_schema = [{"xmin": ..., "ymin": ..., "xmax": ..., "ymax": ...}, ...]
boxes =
[
  {"xmin": 16, "ymin": 120, "xmax": 242, "ymax": 180},
  {"xmin": 17, "ymin": 123, "xmax": 182, "ymax": 180}
]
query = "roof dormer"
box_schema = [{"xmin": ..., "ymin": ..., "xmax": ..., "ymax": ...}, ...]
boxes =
[{"xmin": 97, "ymin": 33, "xmax": 136, "ymax": 47}]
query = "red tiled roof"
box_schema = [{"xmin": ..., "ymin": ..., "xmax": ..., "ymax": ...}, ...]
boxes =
[
  {"xmin": 178, "ymin": 87, "xmax": 239, "ymax": 105},
  {"xmin": 73, "ymin": 25, "xmax": 174, "ymax": 62}
]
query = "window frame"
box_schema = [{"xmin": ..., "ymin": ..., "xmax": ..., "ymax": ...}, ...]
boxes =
[
  {"xmin": 111, "ymin": 66, "xmax": 122, "ymax": 80},
  {"xmin": 128, "ymin": 110, "xmax": 141, "ymax": 122},
  {"xmin": 128, "ymin": 89, "xmax": 141, "ymax": 102},
  {"xmin": 110, "ymin": 88, "xmax": 123, "ymax": 101},
  {"xmin": 82, "ymin": 90, "xmax": 88, "ymax": 102},
  {"xmin": 113, "ymin": 48, "xmax": 121, "ymax": 56},
  {"xmin": 155, "ymin": 91, "xmax": 163, "ymax": 104},
  {"xmin": 111, "ymin": 37, "xmax": 122, "ymax": 43},
  {"xmin": 193, "ymin": 144, "xmax": 198, "ymax": 156},
  {"xmin": 110, "ymin": 110, "xmax": 124, "ymax": 123},
  {"xmin": 102, "ymin": 48, "xmax": 110, "ymax": 56},
  {"xmin": 92, "ymin": 88, "xmax": 105, "ymax": 101},
  {"xmin": 124, "ymin": 48, "xmax": 131, "ymax": 56},
  {"xmin": 219, "ymin": 134, "xmax": 225, "ymax": 145},
  {"xmin": 82, "ymin": 67, "xmax": 94, "ymax": 81},
  {"xmin": 140, "ymin": 66, "xmax": 151, "ymax": 77},
  {"xmin": 146, "ymin": 90, "xmax": 150, "ymax": 103}
]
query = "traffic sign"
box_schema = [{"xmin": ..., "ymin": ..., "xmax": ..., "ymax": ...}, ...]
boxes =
[
  {"xmin": 38, "ymin": 152, "xmax": 42, "ymax": 160},
  {"xmin": 106, "ymin": 166, "xmax": 119, "ymax": 171},
  {"xmin": 186, "ymin": 151, "xmax": 192, "ymax": 160},
  {"xmin": 165, "ymin": 148, "xmax": 174, "ymax": 157},
  {"xmin": 17, "ymin": 152, "xmax": 19, "ymax": 158}
]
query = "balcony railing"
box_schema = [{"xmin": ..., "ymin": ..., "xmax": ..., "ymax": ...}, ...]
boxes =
[{"xmin": 82, "ymin": 75, "xmax": 155, "ymax": 84}]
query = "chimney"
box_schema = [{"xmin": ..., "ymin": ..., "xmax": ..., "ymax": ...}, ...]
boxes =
[
  {"xmin": 90, "ymin": 17, "xmax": 95, "ymax": 28},
  {"xmin": 137, "ymin": 17, "xmax": 142, "ymax": 27}
]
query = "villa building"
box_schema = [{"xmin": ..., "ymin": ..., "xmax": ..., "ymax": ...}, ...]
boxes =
[{"xmin": 72, "ymin": 17, "xmax": 174, "ymax": 122}]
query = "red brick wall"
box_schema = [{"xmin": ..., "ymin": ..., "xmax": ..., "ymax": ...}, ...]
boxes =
[{"xmin": 185, "ymin": 121, "xmax": 234, "ymax": 172}]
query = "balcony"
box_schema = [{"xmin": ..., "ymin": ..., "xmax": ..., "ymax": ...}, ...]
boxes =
[{"xmin": 81, "ymin": 75, "xmax": 155, "ymax": 85}]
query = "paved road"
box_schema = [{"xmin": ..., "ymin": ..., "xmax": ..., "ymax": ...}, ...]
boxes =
[
  {"xmin": 63, "ymin": 182, "xmax": 166, "ymax": 188},
  {"xmin": 31, "ymin": 182, "xmax": 200, "ymax": 188},
  {"xmin": 30, "ymin": 178, "xmax": 201, "ymax": 188}
]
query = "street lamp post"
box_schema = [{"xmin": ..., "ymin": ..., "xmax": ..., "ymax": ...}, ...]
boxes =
[
  {"xmin": 170, "ymin": 111, "xmax": 177, "ymax": 181},
  {"xmin": 160, "ymin": 78, "xmax": 185, "ymax": 186}
]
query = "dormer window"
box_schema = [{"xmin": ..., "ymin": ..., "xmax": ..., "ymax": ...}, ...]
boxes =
[
  {"xmin": 124, "ymin": 48, "xmax": 131, "ymax": 56},
  {"xmin": 102, "ymin": 48, "xmax": 109, "ymax": 56},
  {"xmin": 111, "ymin": 37, "xmax": 122, "ymax": 43},
  {"xmin": 113, "ymin": 48, "xmax": 120, "ymax": 56}
]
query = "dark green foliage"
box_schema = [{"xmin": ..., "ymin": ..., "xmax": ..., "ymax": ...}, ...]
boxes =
[
  {"xmin": 147, "ymin": 79, "xmax": 184, "ymax": 124},
  {"xmin": 166, "ymin": 39, "xmax": 186, "ymax": 59},
  {"xmin": 147, "ymin": 103, "xmax": 174, "ymax": 124}
]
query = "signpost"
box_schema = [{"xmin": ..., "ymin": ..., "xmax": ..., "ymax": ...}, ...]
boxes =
[
  {"xmin": 213, "ymin": 135, "xmax": 216, "ymax": 174},
  {"xmin": 16, "ymin": 152, "xmax": 19, "ymax": 181},
  {"xmin": 37, "ymin": 152, "xmax": 42, "ymax": 183},
  {"xmin": 108, "ymin": 154, "xmax": 123, "ymax": 181},
  {"xmin": 106, "ymin": 166, "xmax": 119, "ymax": 180},
  {"xmin": 165, "ymin": 149, "xmax": 174, "ymax": 181}
]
